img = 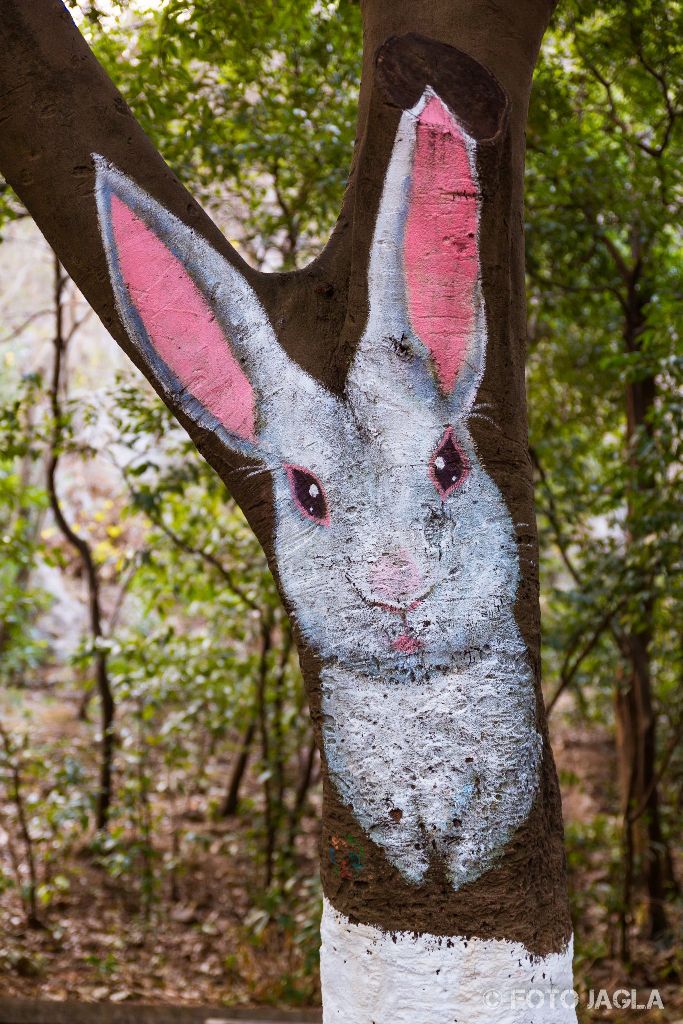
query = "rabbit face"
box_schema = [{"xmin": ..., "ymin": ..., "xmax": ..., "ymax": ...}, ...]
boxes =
[
  {"xmin": 268, "ymin": 402, "xmax": 519, "ymax": 678},
  {"xmin": 95, "ymin": 84, "xmax": 540, "ymax": 891}
]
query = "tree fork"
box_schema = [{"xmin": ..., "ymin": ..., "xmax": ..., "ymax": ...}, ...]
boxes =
[{"xmin": 0, "ymin": 1, "xmax": 575, "ymax": 1020}]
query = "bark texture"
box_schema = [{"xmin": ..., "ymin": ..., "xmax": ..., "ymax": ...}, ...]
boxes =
[{"xmin": 0, "ymin": 0, "xmax": 568, "ymax": 960}]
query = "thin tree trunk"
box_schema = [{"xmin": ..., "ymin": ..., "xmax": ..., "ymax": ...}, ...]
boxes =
[
  {"xmin": 0, "ymin": 723, "xmax": 41, "ymax": 928},
  {"xmin": 221, "ymin": 714, "xmax": 258, "ymax": 817},
  {"xmin": 272, "ymin": 619, "xmax": 293, "ymax": 819},
  {"xmin": 617, "ymin": 617, "xmax": 670, "ymax": 943},
  {"xmin": 287, "ymin": 739, "xmax": 318, "ymax": 851},
  {"xmin": 46, "ymin": 255, "xmax": 115, "ymax": 830},
  {"xmin": 256, "ymin": 616, "xmax": 275, "ymax": 887},
  {"xmin": 615, "ymin": 257, "xmax": 671, "ymax": 941}
]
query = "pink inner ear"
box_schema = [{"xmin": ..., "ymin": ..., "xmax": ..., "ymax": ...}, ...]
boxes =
[
  {"xmin": 404, "ymin": 95, "xmax": 480, "ymax": 395},
  {"xmin": 110, "ymin": 194, "xmax": 256, "ymax": 441}
]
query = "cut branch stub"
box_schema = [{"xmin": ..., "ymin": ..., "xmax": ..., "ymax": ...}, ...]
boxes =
[{"xmin": 375, "ymin": 33, "xmax": 509, "ymax": 143}]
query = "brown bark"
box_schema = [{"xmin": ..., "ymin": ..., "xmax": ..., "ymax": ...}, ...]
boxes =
[{"xmin": 0, "ymin": 0, "xmax": 568, "ymax": 954}]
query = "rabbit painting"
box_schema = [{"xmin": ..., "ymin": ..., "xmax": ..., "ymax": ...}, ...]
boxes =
[{"xmin": 94, "ymin": 87, "xmax": 541, "ymax": 894}]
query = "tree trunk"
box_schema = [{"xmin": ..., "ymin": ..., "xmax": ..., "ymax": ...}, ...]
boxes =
[
  {"xmin": 47, "ymin": 254, "xmax": 115, "ymax": 830},
  {"xmin": 256, "ymin": 615, "xmax": 275, "ymax": 887},
  {"xmin": 615, "ymin": 645, "xmax": 669, "ymax": 946},
  {"xmin": 0, "ymin": 1, "xmax": 575, "ymax": 1019},
  {"xmin": 615, "ymin": 265, "xmax": 670, "ymax": 943},
  {"xmin": 221, "ymin": 714, "xmax": 258, "ymax": 817},
  {"xmin": 288, "ymin": 738, "xmax": 318, "ymax": 851}
]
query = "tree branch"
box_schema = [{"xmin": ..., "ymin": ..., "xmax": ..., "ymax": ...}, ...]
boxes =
[
  {"xmin": 546, "ymin": 600, "xmax": 625, "ymax": 715},
  {"xmin": 579, "ymin": 49, "xmax": 675, "ymax": 160},
  {"xmin": 530, "ymin": 447, "xmax": 582, "ymax": 587},
  {"xmin": 0, "ymin": 309, "xmax": 52, "ymax": 344},
  {"xmin": 140, "ymin": 503, "xmax": 261, "ymax": 613}
]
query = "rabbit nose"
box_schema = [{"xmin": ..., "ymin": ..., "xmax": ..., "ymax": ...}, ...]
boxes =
[{"xmin": 369, "ymin": 548, "xmax": 424, "ymax": 606}]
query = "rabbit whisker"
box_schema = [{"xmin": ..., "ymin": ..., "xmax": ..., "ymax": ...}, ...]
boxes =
[
  {"xmin": 468, "ymin": 412, "xmax": 499, "ymax": 430},
  {"xmin": 231, "ymin": 460, "xmax": 279, "ymax": 484},
  {"xmin": 280, "ymin": 526, "xmax": 319, "ymax": 556}
]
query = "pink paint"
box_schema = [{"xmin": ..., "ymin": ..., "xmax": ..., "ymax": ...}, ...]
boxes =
[
  {"xmin": 392, "ymin": 634, "xmax": 424, "ymax": 654},
  {"xmin": 370, "ymin": 548, "xmax": 423, "ymax": 605},
  {"xmin": 404, "ymin": 95, "xmax": 479, "ymax": 395},
  {"xmin": 110, "ymin": 195, "xmax": 256, "ymax": 441}
]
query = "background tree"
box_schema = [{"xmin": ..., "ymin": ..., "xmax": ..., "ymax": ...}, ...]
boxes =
[{"xmin": 527, "ymin": 0, "xmax": 682, "ymax": 956}]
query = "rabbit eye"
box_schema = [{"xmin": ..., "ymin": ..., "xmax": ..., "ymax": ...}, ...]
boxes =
[
  {"xmin": 285, "ymin": 464, "xmax": 330, "ymax": 526},
  {"xmin": 430, "ymin": 428, "xmax": 468, "ymax": 499}
]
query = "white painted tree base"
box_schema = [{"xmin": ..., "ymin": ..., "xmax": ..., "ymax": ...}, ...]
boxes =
[{"xmin": 320, "ymin": 898, "xmax": 577, "ymax": 1024}]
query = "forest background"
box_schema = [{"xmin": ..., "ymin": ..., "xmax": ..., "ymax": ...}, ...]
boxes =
[{"xmin": 0, "ymin": 1, "xmax": 681, "ymax": 1020}]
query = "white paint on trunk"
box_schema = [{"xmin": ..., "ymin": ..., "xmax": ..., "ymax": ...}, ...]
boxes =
[
  {"xmin": 320, "ymin": 899, "xmax": 577, "ymax": 1024},
  {"xmin": 321, "ymin": 648, "xmax": 541, "ymax": 889}
]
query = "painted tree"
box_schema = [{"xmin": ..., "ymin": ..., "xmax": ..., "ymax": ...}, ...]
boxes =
[{"xmin": 0, "ymin": 1, "xmax": 576, "ymax": 1020}]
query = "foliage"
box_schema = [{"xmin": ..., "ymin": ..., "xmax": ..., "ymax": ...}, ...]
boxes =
[
  {"xmin": 0, "ymin": 361, "xmax": 322, "ymax": 998},
  {"xmin": 0, "ymin": 374, "xmax": 51, "ymax": 687},
  {"xmin": 527, "ymin": 0, "xmax": 682, "ymax": 949},
  {"xmin": 76, "ymin": 0, "xmax": 361, "ymax": 268},
  {"xmin": 528, "ymin": 0, "xmax": 683, "ymax": 670}
]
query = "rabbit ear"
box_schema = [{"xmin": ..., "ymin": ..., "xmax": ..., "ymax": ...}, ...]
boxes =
[
  {"xmin": 404, "ymin": 90, "xmax": 485, "ymax": 408},
  {"xmin": 94, "ymin": 157, "xmax": 314, "ymax": 459},
  {"xmin": 348, "ymin": 88, "xmax": 486, "ymax": 423}
]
